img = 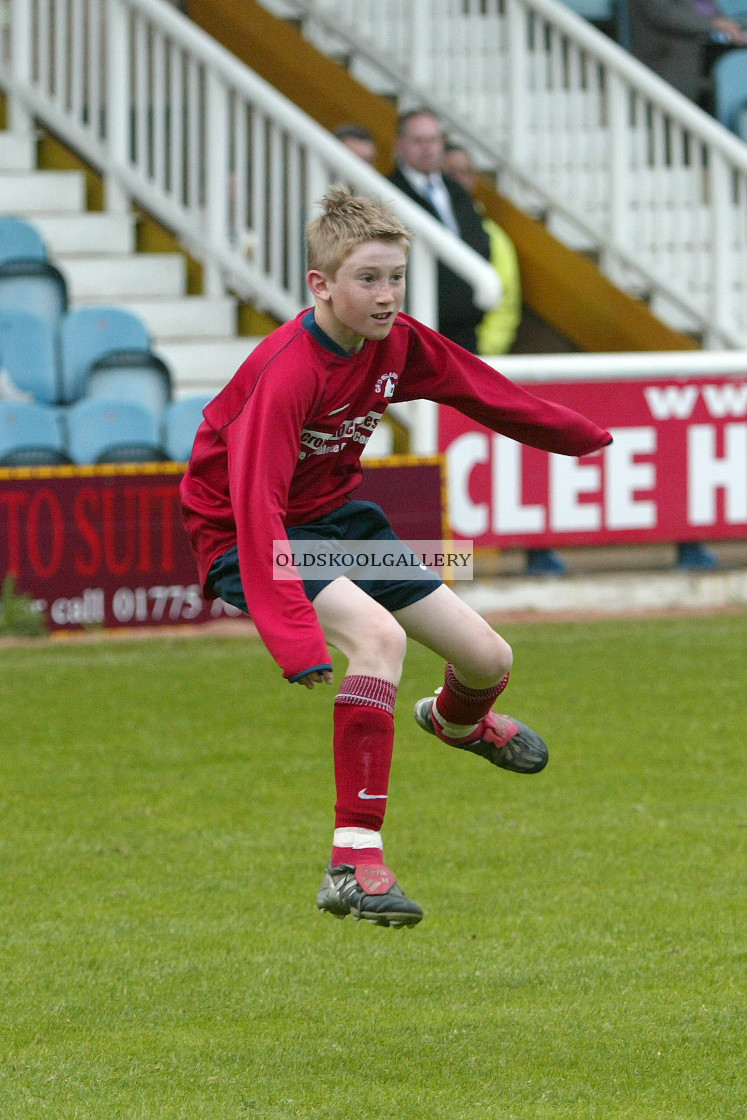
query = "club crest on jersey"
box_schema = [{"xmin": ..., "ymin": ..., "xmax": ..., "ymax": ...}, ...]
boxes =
[{"xmin": 375, "ymin": 372, "xmax": 399, "ymax": 398}]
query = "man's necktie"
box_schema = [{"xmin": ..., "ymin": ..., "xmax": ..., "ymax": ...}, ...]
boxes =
[{"xmin": 423, "ymin": 178, "xmax": 459, "ymax": 234}]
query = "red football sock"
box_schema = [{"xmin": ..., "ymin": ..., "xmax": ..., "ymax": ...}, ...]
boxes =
[
  {"xmin": 332, "ymin": 675, "xmax": 396, "ymax": 841},
  {"xmin": 434, "ymin": 663, "xmax": 509, "ymax": 737}
]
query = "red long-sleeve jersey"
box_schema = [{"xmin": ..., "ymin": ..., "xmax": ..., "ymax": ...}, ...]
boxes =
[{"xmin": 180, "ymin": 310, "xmax": 612, "ymax": 679}]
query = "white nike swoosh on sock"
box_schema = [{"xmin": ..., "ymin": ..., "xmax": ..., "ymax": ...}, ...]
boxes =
[{"xmin": 358, "ymin": 789, "xmax": 388, "ymax": 800}]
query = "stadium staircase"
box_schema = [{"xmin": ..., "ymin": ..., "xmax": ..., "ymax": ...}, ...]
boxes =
[
  {"xmin": 0, "ymin": 110, "xmax": 254, "ymax": 399},
  {"xmin": 187, "ymin": 0, "xmax": 696, "ymax": 355},
  {"xmin": 200, "ymin": 0, "xmax": 747, "ymax": 351},
  {"xmin": 2, "ymin": 0, "xmax": 502, "ymax": 386}
]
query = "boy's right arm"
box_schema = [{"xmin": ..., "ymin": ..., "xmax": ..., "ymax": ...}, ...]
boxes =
[{"xmin": 223, "ymin": 371, "xmax": 333, "ymax": 682}]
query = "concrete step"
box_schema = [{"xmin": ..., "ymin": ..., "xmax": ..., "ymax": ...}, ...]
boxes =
[
  {"xmin": 95, "ymin": 296, "xmax": 238, "ymax": 341},
  {"xmin": 544, "ymin": 211, "xmax": 599, "ymax": 254},
  {"xmin": 302, "ymin": 18, "xmax": 353, "ymax": 63},
  {"xmin": 34, "ymin": 212, "xmax": 136, "ymax": 256},
  {"xmin": 648, "ymin": 292, "xmax": 702, "ymax": 336},
  {"xmin": 58, "ymin": 253, "xmax": 187, "ymax": 301},
  {"xmin": 157, "ymin": 337, "xmax": 261, "ymax": 396},
  {"xmin": 0, "ymin": 130, "xmax": 37, "ymax": 172},
  {"xmin": 0, "ymin": 135, "xmax": 258, "ymax": 390},
  {"xmin": 0, "ymin": 169, "xmax": 86, "ymax": 214},
  {"xmin": 347, "ymin": 55, "xmax": 399, "ymax": 98}
]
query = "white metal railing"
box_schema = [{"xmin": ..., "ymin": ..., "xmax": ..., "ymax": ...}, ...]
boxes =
[
  {"xmin": 271, "ymin": 0, "xmax": 747, "ymax": 350},
  {"xmin": 488, "ymin": 348, "xmax": 747, "ymax": 380},
  {"xmin": 0, "ymin": 0, "xmax": 499, "ymax": 341}
]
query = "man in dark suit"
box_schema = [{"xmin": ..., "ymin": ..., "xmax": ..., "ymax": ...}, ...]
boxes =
[{"xmin": 388, "ymin": 109, "xmax": 492, "ymax": 353}]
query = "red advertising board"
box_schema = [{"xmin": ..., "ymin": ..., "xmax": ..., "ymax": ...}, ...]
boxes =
[
  {"xmin": 439, "ymin": 375, "xmax": 747, "ymax": 548},
  {"xmin": 0, "ymin": 456, "xmax": 446, "ymax": 632}
]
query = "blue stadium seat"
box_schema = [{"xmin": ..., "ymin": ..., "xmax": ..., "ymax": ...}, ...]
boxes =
[
  {"xmin": 64, "ymin": 398, "xmax": 168, "ymax": 464},
  {"xmin": 0, "ymin": 217, "xmax": 48, "ymax": 266},
  {"xmin": 59, "ymin": 305, "xmax": 154, "ymax": 403},
  {"xmin": 0, "ymin": 309, "xmax": 61, "ymax": 404},
  {"xmin": 713, "ymin": 49, "xmax": 747, "ymax": 139},
  {"xmin": 0, "ymin": 259, "xmax": 69, "ymax": 329},
  {"xmin": 163, "ymin": 395, "xmax": 211, "ymax": 461},
  {"xmin": 0, "ymin": 400, "xmax": 71, "ymax": 466},
  {"xmin": 86, "ymin": 350, "xmax": 172, "ymax": 416}
]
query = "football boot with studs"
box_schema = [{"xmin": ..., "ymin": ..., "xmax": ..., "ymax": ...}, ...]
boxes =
[
  {"xmin": 316, "ymin": 863, "xmax": 424, "ymax": 928},
  {"xmin": 413, "ymin": 694, "xmax": 549, "ymax": 774}
]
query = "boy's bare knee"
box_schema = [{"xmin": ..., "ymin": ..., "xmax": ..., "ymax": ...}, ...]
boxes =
[
  {"xmin": 369, "ymin": 613, "xmax": 407, "ymax": 665},
  {"xmin": 456, "ymin": 632, "xmax": 513, "ymax": 688},
  {"xmin": 492, "ymin": 634, "xmax": 514, "ymax": 679},
  {"xmin": 343, "ymin": 610, "xmax": 406, "ymax": 679}
]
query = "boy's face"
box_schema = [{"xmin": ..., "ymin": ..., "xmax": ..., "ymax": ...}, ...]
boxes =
[{"xmin": 308, "ymin": 239, "xmax": 407, "ymax": 353}]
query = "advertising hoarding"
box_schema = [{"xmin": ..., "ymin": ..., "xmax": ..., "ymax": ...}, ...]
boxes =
[{"xmin": 0, "ymin": 456, "xmax": 446, "ymax": 631}]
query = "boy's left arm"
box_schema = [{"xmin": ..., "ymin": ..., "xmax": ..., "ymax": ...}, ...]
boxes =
[{"xmin": 396, "ymin": 327, "xmax": 612, "ymax": 456}]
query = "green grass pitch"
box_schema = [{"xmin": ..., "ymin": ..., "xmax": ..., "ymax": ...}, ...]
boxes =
[{"xmin": 1, "ymin": 614, "xmax": 745, "ymax": 1119}]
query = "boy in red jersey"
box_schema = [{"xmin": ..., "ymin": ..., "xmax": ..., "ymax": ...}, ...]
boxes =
[{"xmin": 180, "ymin": 187, "xmax": 612, "ymax": 928}]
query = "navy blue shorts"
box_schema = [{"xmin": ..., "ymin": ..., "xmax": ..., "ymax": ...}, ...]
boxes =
[{"xmin": 207, "ymin": 500, "xmax": 441, "ymax": 613}]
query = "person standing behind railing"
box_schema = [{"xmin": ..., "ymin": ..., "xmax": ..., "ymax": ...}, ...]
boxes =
[
  {"xmin": 441, "ymin": 142, "xmax": 522, "ymax": 358},
  {"xmin": 627, "ymin": 0, "xmax": 747, "ymax": 102},
  {"xmin": 388, "ymin": 109, "xmax": 492, "ymax": 354},
  {"xmin": 333, "ymin": 123, "xmax": 379, "ymax": 167}
]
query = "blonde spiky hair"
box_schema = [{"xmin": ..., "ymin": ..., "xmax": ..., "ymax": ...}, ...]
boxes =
[{"xmin": 306, "ymin": 186, "xmax": 410, "ymax": 276}]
